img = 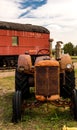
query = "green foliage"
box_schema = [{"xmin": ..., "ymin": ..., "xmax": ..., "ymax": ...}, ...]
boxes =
[
  {"xmin": 63, "ymin": 42, "xmax": 77, "ymax": 56},
  {"xmin": 63, "ymin": 42, "xmax": 74, "ymax": 55}
]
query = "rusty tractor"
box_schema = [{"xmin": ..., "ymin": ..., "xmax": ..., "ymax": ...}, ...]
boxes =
[{"xmin": 12, "ymin": 40, "xmax": 76, "ymax": 123}]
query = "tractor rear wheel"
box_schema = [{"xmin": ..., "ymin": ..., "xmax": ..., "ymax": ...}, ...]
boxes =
[
  {"xmin": 15, "ymin": 68, "xmax": 30, "ymax": 99},
  {"xmin": 71, "ymin": 89, "xmax": 77, "ymax": 120},
  {"xmin": 12, "ymin": 91, "xmax": 22, "ymax": 123}
]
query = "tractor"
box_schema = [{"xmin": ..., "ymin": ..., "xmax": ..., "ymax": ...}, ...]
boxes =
[{"xmin": 12, "ymin": 40, "xmax": 77, "ymax": 123}]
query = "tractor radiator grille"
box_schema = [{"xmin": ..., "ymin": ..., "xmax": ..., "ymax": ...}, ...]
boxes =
[{"xmin": 35, "ymin": 66, "xmax": 59, "ymax": 97}]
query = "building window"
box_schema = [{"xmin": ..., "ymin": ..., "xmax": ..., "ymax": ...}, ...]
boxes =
[{"xmin": 12, "ymin": 36, "xmax": 18, "ymax": 46}]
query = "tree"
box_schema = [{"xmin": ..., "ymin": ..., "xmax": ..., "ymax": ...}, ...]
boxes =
[{"xmin": 63, "ymin": 42, "xmax": 74, "ymax": 56}]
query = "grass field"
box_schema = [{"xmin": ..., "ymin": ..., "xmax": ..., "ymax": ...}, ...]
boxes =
[
  {"xmin": 75, "ymin": 69, "xmax": 77, "ymax": 77},
  {"xmin": 0, "ymin": 74, "xmax": 77, "ymax": 130},
  {"xmin": 71, "ymin": 56, "xmax": 77, "ymax": 63}
]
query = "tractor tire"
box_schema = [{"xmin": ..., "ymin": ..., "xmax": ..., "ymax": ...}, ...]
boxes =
[
  {"xmin": 60, "ymin": 70, "xmax": 75, "ymax": 98},
  {"xmin": 71, "ymin": 89, "xmax": 77, "ymax": 120},
  {"xmin": 12, "ymin": 91, "xmax": 22, "ymax": 123},
  {"xmin": 15, "ymin": 68, "xmax": 30, "ymax": 99}
]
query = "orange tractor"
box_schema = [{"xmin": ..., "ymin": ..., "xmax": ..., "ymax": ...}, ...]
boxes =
[{"xmin": 12, "ymin": 39, "xmax": 76, "ymax": 123}]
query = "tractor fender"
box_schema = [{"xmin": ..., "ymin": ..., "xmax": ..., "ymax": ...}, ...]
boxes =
[
  {"xmin": 18, "ymin": 54, "xmax": 32, "ymax": 71},
  {"xmin": 60, "ymin": 54, "xmax": 72, "ymax": 70}
]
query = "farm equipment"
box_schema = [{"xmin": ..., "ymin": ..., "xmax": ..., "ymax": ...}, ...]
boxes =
[{"xmin": 12, "ymin": 40, "xmax": 76, "ymax": 123}]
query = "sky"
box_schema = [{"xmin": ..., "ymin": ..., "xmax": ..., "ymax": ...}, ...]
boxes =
[{"xmin": 0, "ymin": 0, "xmax": 77, "ymax": 48}]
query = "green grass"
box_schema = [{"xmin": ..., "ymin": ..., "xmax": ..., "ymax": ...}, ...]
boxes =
[
  {"xmin": 0, "ymin": 75, "xmax": 77, "ymax": 130},
  {"xmin": 75, "ymin": 69, "xmax": 77, "ymax": 77},
  {"xmin": 71, "ymin": 56, "xmax": 77, "ymax": 58},
  {"xmin": 71, "ymin": 56, "xmax": 77, "ymax": 63}
]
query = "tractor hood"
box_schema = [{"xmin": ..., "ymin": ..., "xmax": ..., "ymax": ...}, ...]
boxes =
[{"xmin": 35, "ymin": 59, "xmax": 59, "ymax": 67}]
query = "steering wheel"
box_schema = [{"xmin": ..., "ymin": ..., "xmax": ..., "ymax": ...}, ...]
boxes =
[{"xmin": 37, "ymin": 48, "xmax": 49, "ymax": 55}]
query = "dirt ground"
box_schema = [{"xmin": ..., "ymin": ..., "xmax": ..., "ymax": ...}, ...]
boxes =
[{"xmin": 0, "ymin": 70, "xmax": 15, "ymax": 78}]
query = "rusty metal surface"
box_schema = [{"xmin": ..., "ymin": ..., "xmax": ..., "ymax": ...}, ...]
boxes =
[
  {"xmin": 22, "ymin": 98, "xmax": 71, "ymax": 110},
  {"xmin": 51, "ymin": 98, "xmax": 71, "ymax": 107},
  {"xmin": 35, "ymin": 66, "xmax": 59, "ymax": 97}
]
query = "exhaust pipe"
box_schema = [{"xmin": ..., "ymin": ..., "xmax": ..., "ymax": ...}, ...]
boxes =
[
  {"xmin": 49, "ymin": 38, "xmax": 54, "ymax": 57},
  {"xmin": 55, "ymin": 41, "xmax": 63, "ymax": 60}
]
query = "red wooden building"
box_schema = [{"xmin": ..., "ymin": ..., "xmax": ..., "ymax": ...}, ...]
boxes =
[{"xmin": 0, "ymin": 21, "xmax": 50, "ymax": 67}]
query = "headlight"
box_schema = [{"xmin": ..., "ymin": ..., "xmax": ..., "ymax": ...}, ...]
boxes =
[
  {"xmin": 66, "ymin": 64, "xmax": 72, "ymax": 69},
  {"xmin": 18, "ymin": 66, "xmax": 25, "ymax": 71}
]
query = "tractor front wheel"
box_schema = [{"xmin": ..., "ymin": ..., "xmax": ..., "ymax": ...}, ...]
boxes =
[{"xmin": 12, "ymin": 91, "xmax": 22, "ymax": 123}]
